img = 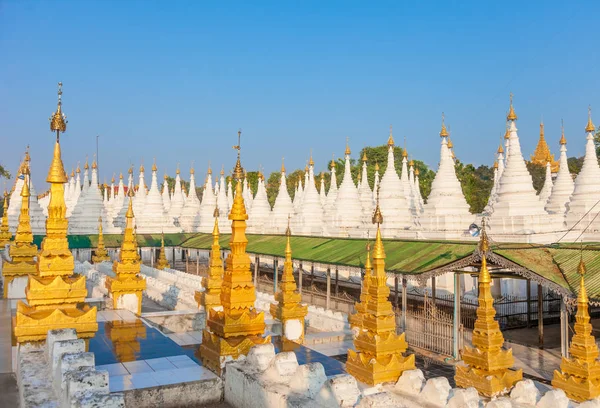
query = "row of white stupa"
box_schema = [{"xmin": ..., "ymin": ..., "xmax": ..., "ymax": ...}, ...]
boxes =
[{"xmin": 6, "ymin": 101, "xmax": 600, "ymax": 242}]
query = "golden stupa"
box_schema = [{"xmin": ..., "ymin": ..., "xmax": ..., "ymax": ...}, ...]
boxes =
[
  {"xmin": 195, "ymin": 207, "xmax": 223, "ymax": 311},
  {"xmin": 349, "ymin": 242, "xmax": 372, "ymax": 331},
  {"xmin": 199, "ymin": 131, "xmax": 270, "ymax": 375},
  {"xmin": 91, "ymin": 217, "xmax": 110, "ymax": 264},
  {"xmin": 0, "ymin": 191, "xmax": 12, "ymax": 246},
  {"xmin": 552, "ymin": 259, "xmax": 600, "ymax": 402},
  {"xmin": 530, "ymin": 122, "xmax": 559, "ymax": 172},
  {"xmin": 455, "ymin": 219, "xmax": 522, "ymax": 397},
  {"xmin": 155, "ymin": 232, "xmax": 170, "ymax": 270},
  {"xmin": 269, "ymin": 218, "xmax": 308, "ymax": 343},
  {"xmin": 346, "ymin": 192, "xmax": 415, "ymax": 385},
  {"xmin": 14, "ymin": 83, "xmax": 97, "ymax": 343},
  {"xmin": 106, "ymin": 190, "xmax": 146, "ymax": 315},
  {"xmin": 2, "ymin": 173, "xmax": 39, "ymax": 297}
]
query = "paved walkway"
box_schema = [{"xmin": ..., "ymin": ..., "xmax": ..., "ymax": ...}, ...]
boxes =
[{"xmin": 0, "ymin": 299, "xmax": 19, "ymax": 407}]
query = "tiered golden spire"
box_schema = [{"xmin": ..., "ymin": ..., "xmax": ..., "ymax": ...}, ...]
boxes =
[
  {"xmin": 151, "ymin": 158, "xmax": 157, "ymax": 172},
  {"xmin": 497, "ymin": 144, "xmax": 504, "ymax": 154},
  {"xmin": 281, "ymin": 157, "xmax": 286, "ymax": 173},
  {"xmin": 91, "ymin": 217, "xmax": 110, "ymax": 264},
  {"xmin": 156, "ymin": 232, "xmax": 170, "ymax": 270},
  {"xmin": 440, "ymin": 112, "xmax": 449, "ymax": 137},
  {"xmin": 507, "ymin": 93, "xmax": 518, "ymax": 121},
  {"xmin": 387, "ymin": 125, "xmax": 395, "ymax": 147},
  {"xmin": 455, "ymin": 219, "xmax": 522, "ymax": 397},
  {"xmin": 560, "ymin": 120, "xmax": 567, "ymax": 145},
  {"xmin": 106, "ymin": 189, "xmax": 146, "ymax": 314},
  {"xmin": 0, "ymin": 191, "xmax": 12, "ymax": 246},
  {"xmin": 349, "ymin": 241, "xmax": 372, "ymax": 331},
  {"xmin": 346, "ymin": 189, "xmax": 415, "ymax": 385},
  {"xmin": 2, "ymin": 175, "xmax": 38, "ymax": 297},
  {"xmin": 362, "ymin": 151, "xmax": 368, "ymax": 162},
  {"xmin": 14, "ymin": 83, "xmax": 97, "ymax": 342},
  {"xmin": 586, "ymin": 106, "xmax": 595, "ymax": 133},
  {"xmin": 345, "ymin": 138, "xmax": 351, "ymax": 156},
  {"xmin": 530, "ymin": 121, "xmax": 558, "ymax": 172},
  {"xmin": 200, "ymin": 130, "xmax": 270, "ymax": 375},
  {"xmin": 195, "ymin": 208, "xmax": 223, "ymax": 310},
  {"xmin": 270, "ymin": 217, "xmax": 308, "ymax": 343},
  {"xmin": 552, "ymin": 257, "xmax": 600, "ymax": 401}
]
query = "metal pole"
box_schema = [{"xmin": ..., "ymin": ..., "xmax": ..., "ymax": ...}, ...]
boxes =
[
  {"xmin": 335, "ymin": 267, "xmax": 339, "ymax": 297},
  {"xmin": 453, "ymin": 272, "xmax": 461, "ymax": 359},
  {"xmin": 560, "ymin": 298, "xmax": 569, "ymax": 358},
  {"xmin": 394, "ymin": 276, "xmax": 399, "ymax": 309},
  {"xmin": 431, "ymin": 276, "xmax": 436, "ymax": 303},
  {"xmin": 401, "ymin": 276, "xmax": 407, "ymax": 332},
  {"xmin": 526, "ymin": 279, "xmax": 531, "ymax": 328},
  {"xmin": 326, "ymin": 268, "xmax": 331, "ymax": 310},
  {"xmin": 298, "ymin": 261, "xmax": 303, "ymax": 295},
  {"xmin": 273, "ymin": 258, "xmax": 278, "ymax": 294},
  {"xmin": 311, "ymin": 263, "xmax": 314, "ymax": 286},
  {"xmin": 254, "ymin": 256, "xmax": 259, "ymax": 287},
  {"xmin": 538, "ymin": 284, "xmax": 544, "ymax": 349}
]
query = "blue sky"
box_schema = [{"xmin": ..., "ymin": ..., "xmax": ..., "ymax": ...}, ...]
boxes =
[{"xmin": 1, "ymin": 1, "xmax": 598, "ymax": 188}]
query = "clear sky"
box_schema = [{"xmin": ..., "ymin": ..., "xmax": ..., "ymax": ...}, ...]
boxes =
[{"xmin": 1, "ymin": 1, "xmax": 598, "ymax": 189}]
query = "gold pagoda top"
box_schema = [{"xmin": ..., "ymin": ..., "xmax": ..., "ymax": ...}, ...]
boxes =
[
  {"xmin": 440, "ymin": 113, "xmax": 449, "ymax": 137},
  {"xmin": 49, "ymin": 82, "xmax": 67, "ymax": 136},
  {"xmin": 530, "ymin": 122, "xmax": 559, "ymax": 172},
  {"xmin": 387, "ymin": 125, "xmax": 395, "ymax": 147},
  {"xmin": 507, "ymin": 93, "xmax": 517, "ymax": 121},
  {"xmin": 586, "ymin": 106, "xmax": 595, "ymax": 133}
]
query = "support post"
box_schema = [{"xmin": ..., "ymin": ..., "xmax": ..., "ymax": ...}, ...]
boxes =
[
  {"xmin": 560, "ymin": 297, "xmax": 570, "ymax": 358},
  {"xmin": 326, "ymin": 268, "xmax": 331, "ymax": 310},
  {"xmin": 298, "ymin": 261, "xmax": 303, "ymax": 295},
  {"xmin": 526, "ymin": 279, "xmax": 531, "ymax": 328},
  {"xmin": 401, "ymin": 276, "xmax": 407, "ymax": 332},
  {"xmin": 311, "ymin": 263, "xmax": 314, "ymax": 286},
  {"xmin": 186, "ymin": 249, "xmax": 189, "ymax": 273},
  {"xmin": 394, "ymin": 276, "xmax": 399, "ymax": 309},
  {"xmin": 273, "ymin": 258, "xmax": 278, "ymax": 294},
  {"xmin": 150, "ymin": 248, "xmax": 154, "ymax": 267},
  {"xmin": 431, "ymin": 276, "xmax": 436, "ymax": 303},
  {"xmin": 453, "ymin": 272, "xmax": 461, "ymax": 360},
  {"xmin": 196, "ymin": 255, "xmax": 199, "ymax": 275},
  {"xmin": 335, "ymin": 267, "xmax": 339, "ymax": 297},
  {"xmin": 254, "ymin": 256, "xmax": 259, "ymax": 288},
  {"xmin": 538, "ymin": 284, "xmax": 544, "ymax": 349}
]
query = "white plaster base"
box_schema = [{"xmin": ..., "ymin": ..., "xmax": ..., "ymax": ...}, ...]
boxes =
[
  {"xmin": 284, "ymin": 319, "xmax": 302, "ymax": 341},
  {"xmin": 6, "ymin": 275, "xmax": 29, "ymax": 299},
  {"xmin": 116, "ymin": 293, "xmax": 140, "ymax": 315}
]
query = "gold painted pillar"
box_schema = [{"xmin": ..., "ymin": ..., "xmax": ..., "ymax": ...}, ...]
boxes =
[
  {"xmin": 195, "ymin": 208, "xmax": 223, "ymax": 311},
  {"xmin": 455, "ymin": 219, "xmax": 522, "ymax": 397},
  {"xmin": 91, "ymin": 217, "xmax": 110, "ymax": 264},
  {"xmin": 155, "ymin": 232, "xmax": 170, "ymax": 270},
  {"xmin": 106, "ymin": 191, "xmax": 146, "ymax": 315},
  {"xmin": 0, "ymin": 191, "xmax": 12, "ymax": 246},
  {"xmin": 3, "ymin": 176, "xmax": 38, "ymax": 297},
  {"xmin": 14, "ymin": 83, "xmax": 97, "ymax": 343},
  {"xmin": 199, "ymin": 131, "xmax": 270, "ymax": 375},
  {"xmin": 269, "ymin": 221, "xmax": 308, "ymax": 343},
  {"xmin": 552, "ymin": 259, "xmax": 600, "ymax": 402},
  {"xmin": 346, "ymin": 197, "xmax": 415, "ymax": 386}
]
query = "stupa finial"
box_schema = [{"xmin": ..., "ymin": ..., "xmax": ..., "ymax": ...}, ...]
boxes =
[
  {"xmin": 387, "ymin": 124, "xmax": 395, "ymax": 147},
  {"xmin": 49, "ymin": 82, "xmax": 67, "ymax": 141},
  {"xmin": 560, "ymin": 119, "xmax": 567, "ymax": 145},
  {"xmin": 281, "ymin": 157, "xmax": 286, "ymax": 173},
  {"xmin": 232, "ymin": 129, "xmax": 244, "ymax": 181},
  {"xmin": 440, "ymin": 112, "xmax": 449, "ymax": 137},
  {"xmin": 586, "ymin": 105, "xmax": 595, "ymax": 133},
  {"xmin": 507, "ymin": 92, "xmax": 518, "ymax": 121},
  {"xmin": 345, "ymin": 137, "xmax": 351, "ymax": 156}
]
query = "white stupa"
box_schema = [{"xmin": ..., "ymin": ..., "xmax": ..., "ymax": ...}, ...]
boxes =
[
  {"xmin": 198, "ymin": 167, "xmax": 217, "ymax": 233},
  {"xmin": 323, "ymin": 159, "xmax": 338, "ymax": 226},
  {"xmin": 110, "ymin": 173, "xmax": 125, "ymax": 219},
  {"xmin": 357, "ymin": 153, "xmax": 374, "ymax": 226},
  {"xmin": 161, "ymin": 174, "xmax": 171, "ymax": 212},
  {"xmin": 132, "ymin": 164, "xmax": 147, "ymax": 218},
  {"xmin": 295, "ymin": 159, "xmax": 324, "ymax": 235},
  {"xmin": 7, "ymin": 150, "xmax": 46, "ymax": 234},
  {"xmin": 168, "ymin": 167, "xmax": 185, "ymax": 221},
  {"xmin": 409, "ymin": 161, "xmax": 423, "ymax": 213},
  {"xmin": 319, "ymin": 173, "xmax": 327, "ymax": 206},
  {"xmin": 271, "ymin": 159, "xmax": 294, "ymax": 234},
  {"xmin": 400, "ymin": 150, "xmax": 417, "ymax": 216},
  {"xmin": 137, "ymin": 161, "xmax": 180, "ymax": 233},
  {"xmin": 227, "ymin": 179, "xmax": 234, "ymax": 210},
  {"xmin": 243, "ymin": 174, "xmax": 253, "ymax": 210},
  {"xmin": 484, "ymin": 144, "xmax": 505, "ymax": 214},
  {"xmin": 248, "ymin": 173, "xmax": 271, "ymax": 233},
  {"xmin": 377, "ymin": 128, "xmax": 414, "ymax": 236},
  {"xmin": 113, "ymin": 168, "xmax": 134, "ymax": 229},
  {"xmin": 546, "ymin": 128, "xmax": 574, "ymax": 214},
  {"xmin": 179, "ymin": 167, "xmax": 201, "ymax": 232},
  {"xmin": 69, "ymin": 160, "xmax": 108, "ymax": 234},
  {"xmin": 421, "ymin": 118, "xmax": 473, "ymax": 232},
  {"xmin": 487, "ymin": 96, "xmax": 549, "ymax": 234},
  {"xmin": 565, "ymin": 111, "xmax": 600, "ymax": 230},
  {"xmin": 81, "ymin": 159, "xmax": 90, "ymax": 198},
  {"xmin": 216, "ymin": 168, "xmax": 230, "ymax": 223},
  {"xmin": 414, "ymin": 167, "xmax": 425, "ymax": 210},
  {"xmin": 372, "ymin": 162, "xmax": 380, "ymax": 202},
  {"xmin": 538, "ymin": 162, "xmax": 553, "ymax": 205},
  {"xmin": 334, "ymin": 144, "xmax": 362, "ymax": 236}
]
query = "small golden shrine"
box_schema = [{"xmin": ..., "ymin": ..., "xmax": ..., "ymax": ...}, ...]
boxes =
[
  {"xmin": 530, "ymin": 122, "xmax": 559, "ymax": 172},
  {"xmin": 269, "ymin": 218, "xmax": 308, "ymax": 343},
  {"xmin": 0, "ymin": 191, "xmax": 12, "ymax": 246},
  {"xmin": 2, "ymin": 175, "xmax": 38, "ymax": 297},
  {"xmin": 195, "ymin": 207, "xmax": 223, "ymax": 311},
  {"xmin": 156, "ymin": 232, "xmax": 170, "ymax": 270},
  {"xmin": 199, "ymin": 131, "xmax": 270, "ymax": 375},
  {"xmin": 106, "ymin": 190, "xmax": 146, "ymax": 315},
  {"xmin": 14, "ymin": 83, "xmax": 97, "ymax": 343},
  {"xmin": 349, "ymin": 243, "xmax": 372, "ymax": 331},
  {"xmin": 105, "ymin": 319, "xmax": 147, "ymax": 362},
  {"xmin": 455, "ymin": 219, "xmax": 522, "ymax": 397},
  {"xmin": 346, "ymin": 192, "xmax": 415, "ymax": 385},
  {"xmin": 91, "ymin": 217, "xmax": 110, "ymax": 264},
  {"xmin": 552, "ymin": 259, "xmax": 600, "ymax": 402}
]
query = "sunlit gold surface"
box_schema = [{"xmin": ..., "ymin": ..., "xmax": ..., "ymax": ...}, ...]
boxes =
[
  {"xmin": 0, "ymin": 192, "xmax": 12, "ymax": 246},
  {"xmin": 106, "ymin": 320, "xmax": 147, "ymax": 362},
  {"xmin": 200, "ymin": 137, "xmax": 270, "ymax": 376},
  {"xmin": 349, "ymin": 243, "xmax": 371, "ymax": 330},
  {"xmin": 269, "ymin": 223, "xmax": 307, "ymax": 343},
  {"xmin": 155, "ymin": 232, "xmax": 170, "ymax": 270},
  {"xmin": 195, "ymin": 212, "xmax": 223, "ymax": 311},
  {"xmin": 106, "ymin": 194, "xmax": 146, "ymax": 314},
  {"xmin": 552, "ymin": 260, "xmax": 600, "ymax": 402},
  {"xmin": 14, "ymin": 85, "xmax": 97, "ymax": 343},
  {"xmin": 346, "ymin": 202, "xmax": 415, "ymax": 386},
  {"xmin": 91, "ymin": 217, "xmax": 110, "ymax": 263},
  {"xmin": 530, "ymin": 122, "xmax": 558, "ymax": 172},
  {"xmin": 455, "ymin": 220, "xmax": 522, "ymax": 397}
]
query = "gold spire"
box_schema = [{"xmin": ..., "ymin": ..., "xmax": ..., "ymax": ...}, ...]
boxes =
[
  {"xmin": 440, "ymin": 112, "xmax": 449, "ymax": 137},
  {"xmin": 362, "ymin": 151, "xmax": 368, "ymax": 162},
  {"xmin": 447, "ymin": 138, "xmax": 454, "ymax": 149},
  {"xmin": 111, "ymin": 174, "xmax": 115, "ymax": 183},
  {"xmin": 156, "ymin": 232, "xmax": 170, "ymax": 270},
  {"xmin": 345, "ymin": 137, "xmax": 351, "ymax": 156},
  {"xmin": 92, "ymin": 158, "xmax": 97, "ymax": 170},
  {"xmin": 586, "ymin": 106, "xmax": 595, "ymax": 133},
  {"xmin": 281, "ymin": 157, "xmax": 286, "ymax": 173},
  {"xmin": 560, "ymin": 120, "xmax": 567, "ymax": 145},
  {"xmin": 71, "ymin": 169, "xmax": 75, "ymax": 178},
  {"xmin": 232, "ymin": 130, "xmax": 244, "ymax": 181},
  {"xmin": 84, "ymin": 157, "xmax": 89, "ymax": 170},
  {"xmin": 120, "ymin": 172, "xmax": 124, "ymax": 180},
  {"xmin": 507, "ymin": 93, "xmax": 518, "ymax": 121},
  {"xmin": 128, "ymin": 165, "xmax": 133, "ymax": 175},
  {"xmin": 195, "ymin": 210, "xmax": 222, "ymax": 309},
  {"xmin": 330, "ymin": 154, "xmax": 336, "ymax": 169},
  {"xmin": 531, "ymin": 121, "xmax": 558, "ymax": 171},
  {"xmin": 349, "ymin": 240, "xmax": 373, "ymax": 330},
  {"xmin": 402, "ymin": 149, "xmax": 408, "ymax": 158},
  {"xmin": 387, "ymin": 125, "xmax": 395, "ymax": 147},
  {"xmin": 92, "ymin": 217, "xmax": 110, "ymax": 263},
  {"xmin": 409, "ymin": 160, "xmax": 414, "ymax": 167},
  {"xmin": 504, "ymin": 123, "xmax": 510, "ymax": 140},
  {"xmin": 176, "ymin": 164, "xmax": 181, "ymax": 175},
  {"xmin": 49, "ymin": 82, "xmax": 67, "ymax": 137},
  {"xmin": 77, "ymin": 163, "xmax": 81, "ymax": 174},
  {"xmin": 151, "ymin": 158, "xmax": 157, "ymax": 172},
  {"xmin": 415, "ymin": 168, "xmax": 420, "ymax": 176},
  {"xmin": 497, "ymin": 144, "xmax": 504, "ymax": 154},
  {"xmin": 139, "ymin": 162, "xmax": 145, "ymax": 173},
  {"xmin": 190, "ymin": 165, "xmax": 195, "ymax": 175},
  {"xmin": 309, "ymin": 149, "xmax": 315, "ymax": 166},
  {"xmin": 494, "ymin": 161, "xmax": 498, "ymax": 169},
  {"xmin": 0, "ymin": 191, "xmax": 11, "ymax": 246},
  {"xmin": 375, "ymin": 161, "xmax": 379, "ymax": 171},
  {"xmin": 47, "ymin": 138, "xmax": 68, "ymax": 183},
  {"xmin": 220, "ymin": 165, "xmax": 225, "ymax": 176}
]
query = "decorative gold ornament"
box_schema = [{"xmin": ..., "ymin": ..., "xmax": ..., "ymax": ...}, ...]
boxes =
[
  {"xmin": 387, "ymin": 125, "xmax": 395, "ymax": 147},
  {"xmin": 586, "ymin": 106, "xmax": 595, "ymax": 133},
  {"xmin": 560, "ymin": 120, "xmax": 567, "ymax": 145},
  {"xmin": 455, "ymin": 219, "xmax": 522, "ymax": 397},
  {"xmin": 156, "ymin": 232, "xmax": 170, "ymax": 270},
  {"xmin": 440, "ymin": 112, "xmax": 449, "ymax": 137},
  {"xmin": 530, "ymin": 122, "xmax": 558, "ymax": 172},
  {"xmin": 0, "ymin": 191, "xmax": 13, "ymax": 246},
  {"xmin": 91, "ymin": 217, "xmax": 110, "ymax": 264},
  {"xmin": 105, "ymin": 191, "xmax": 146, "ymax": 315},
  {"xmin": 552, "ymin": 258, "xmax": 600, "ymax": 402},
  {"xmin": 349, "ymin": 242, "xmax": 372, "ymax": 331},
  {"xmin": 507, "ymin": 93, "xmax": 518, "ymax": 121},
  {"xmin": 195, "ymin": 208, "xmax": 223, "ymax": 311},
  {"xmin": 14, "ymin": 84, "xmax": 97, "ymax": 343},
  {"xmin": 270, "ymin": 218, "xmax": 308, "ymax": 343}
]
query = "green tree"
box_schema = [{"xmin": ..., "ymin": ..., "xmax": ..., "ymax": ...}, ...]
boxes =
[
  {"xmin": 0, "ymin": 164, "xmax": 10, "ymax": 180},
  {"xmin": 567, "ymin": 156, "xmax": 584, "ymax": 175},
  {"xmin": 454, "ymin": 161, "xmax": 494, "ymax": 213},
  {"xmin": 525, "ymin": 162, "xmax": 546, "ymax": 193}
]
